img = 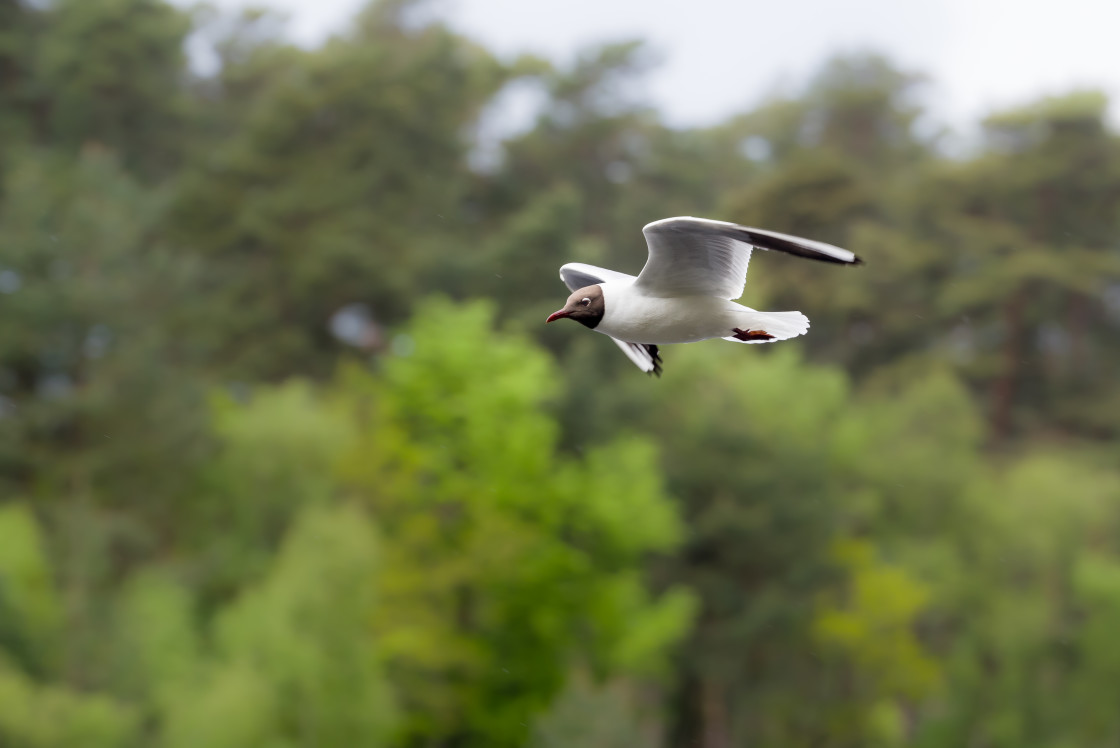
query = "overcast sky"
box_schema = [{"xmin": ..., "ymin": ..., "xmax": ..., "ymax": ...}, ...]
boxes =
[{"xmin": 185, "ymin": 0, "xmax": 1120, "ymax": 132}]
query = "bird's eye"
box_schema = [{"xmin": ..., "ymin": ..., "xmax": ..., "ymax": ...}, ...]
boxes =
[{"xmin": 580, "ymin": 297, "xmax": 591, "ymax": 307}]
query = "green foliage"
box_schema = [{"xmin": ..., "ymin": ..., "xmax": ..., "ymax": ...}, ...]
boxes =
[
  {"xmin": 529, "ymin": 674, "xmax": 662, "ymax": 748},
  {"xmin": 0, "ymin": 149, "xmax": 208, "ymax": 516},
  {"xmin": 0, "ymin": 504, "xmax": 61, "ymax": 676},
  {"xmin": 168, "ymin": 1, "xmax": 507, "ymax": 378},
  {"xmin": 0, "ymin": 506, "xmax": 138, "ymax": 747},
  {"xmin": 190, "ymin": 382, "xmax": 354, "ymax": 593},
  {"xmin": 5, "ymin": 3, "xmax": 1120, "ymax": 746},
  {"xmin": 0, "ymin": 0, "xmax": 39, "ymax": 167},
  {"xmin": 0, "ymin": 664, "xmax": 138, "ymax": 748},
  {"xmin": 161, "ymin": 505, "xmax": 397, "ymax": 748},
  {"xmin": 616, "ymin": 346, "xmax": 965, "ymax": 745},
  {"xmin": 111, "ymin": 571, "xmax": 201, "ymax": 703},
  {"xmin": 336, "ymin": 298, "xmax": 694, "ymax": 746},
  {"xmin": 37, "ymin": 0, "xmax": 193, "ymax": 177},
  {"xmin": 813, "ymin": 539, "xmax": 940, "ymax": 743}
]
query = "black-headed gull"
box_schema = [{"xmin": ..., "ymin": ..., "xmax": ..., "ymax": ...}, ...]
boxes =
[{"xmin": 546, "ymin": 216, "xmax": 862, "ymax": 376}]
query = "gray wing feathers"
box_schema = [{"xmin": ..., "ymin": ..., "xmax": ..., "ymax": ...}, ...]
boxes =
[
  {"xmin": 638, "ymin": 216, "xmax": 860, "ymax": 299},
  {"xmin": 637, "ymin": 225, "xmax": 753, "ymax": 299},
  {"xmin": 559, "ymin": 263, "xmax": 636, "ymax": 291}
]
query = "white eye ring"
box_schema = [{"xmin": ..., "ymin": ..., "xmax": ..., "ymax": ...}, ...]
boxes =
[{"xmin": 580, "ymin": 297, "xmax": 591, "ymax": 306}]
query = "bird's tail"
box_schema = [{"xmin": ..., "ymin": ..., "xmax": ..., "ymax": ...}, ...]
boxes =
[{"xmin": 722, "ymin": 310, "xmax": 810, "ymax": 344}]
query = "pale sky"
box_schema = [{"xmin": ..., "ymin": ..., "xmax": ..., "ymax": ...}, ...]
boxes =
[{"xmin": 184, "ymin": 0, "xmax": 1120, "ymax": 132}]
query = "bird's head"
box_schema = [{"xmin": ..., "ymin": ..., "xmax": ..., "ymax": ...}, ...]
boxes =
[{"xmin": 546, "ymin": 285, "xmax": 604, "ymax": 329}]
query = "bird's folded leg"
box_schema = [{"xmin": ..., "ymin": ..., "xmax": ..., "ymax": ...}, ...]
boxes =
[{"xmin": 730, "ymin": 327, "xmax": 775, "ymax": 341}]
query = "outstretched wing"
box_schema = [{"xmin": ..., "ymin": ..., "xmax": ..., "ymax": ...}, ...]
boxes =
[
  {"xmin": 611, "ymin": 340, "xmax": 663, "ymax": 376},
  {"xmin": 637, "ymin": 216, "xmax": 861, "ymax": 299},
  {"xmin": 558, "ymin": 263, "xmax": 662, "ymax": 376},
  {"xmin": 559, "ymin": 262, "xmax": 637, "ymax": 290}
]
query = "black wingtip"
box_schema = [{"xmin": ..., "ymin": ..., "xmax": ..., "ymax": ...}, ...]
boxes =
[
  {"xmin": 850, "ymin": 255, "xmax": 865, "ymax": 266},
  {"xmin": 646, "ymin": 344, "xmax": 663, "ymax": 378}
]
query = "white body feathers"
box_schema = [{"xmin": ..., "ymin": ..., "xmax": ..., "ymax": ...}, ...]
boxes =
[{"xmin": 596, "ymin": 281, "xmax": 809, "ymax": 346}]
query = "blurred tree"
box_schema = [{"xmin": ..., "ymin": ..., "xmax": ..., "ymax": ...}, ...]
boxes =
[
  {"xmin": 0, "ymin": 150, "xmax": 208, "ymax": 519},
  {"xmin": 0, "ymin": 0, "xmax": 39, "ymax": 173},
  {"xmin": 912, "ymin": 453, "xmax": 1120, "ymax": 747},
  {"xmin": 187, "ymin": 6, "xmax": 302, "ymax": 146},
  {"xmin": 529, "ymin": 673, "xmax": 663, "ymax": 748},
  {"xmin": 334, "ymin": 298, "xmax": 695, "ymax": 747},
  {"xmin": 157, "ymin": 504, "xmax": 398, "ymax": 748},
  {"xmin": 0, "ymin": 503, "xmax": 62, "ymax": 679},
  {"xmin": 922, "ymin": 92, "xmax": 1120, "ymax": 442},
  {"xmin": 485, "ymin": 39, "xmax": 757, "ymax": 271},
  {"xmin": 34, "ymin": 0, "xmax": 193, "ymax": 179},
  {"xmin": 717, "ymin": 54, "xmax": 934, "ymax": 374},
  {"xmin": 169, "ymin": 0, "xmax": 508, "ymax": 379},
  {"xmin": 487, "ymin": 41, "xmax": 658, "ymax": 234},
  {"xmin": 813, "ymin": 539, "xmax": 939, "ymax": 745},
  {"xmin": 622, "ymin": 348, "xmax": 975, "ymax": 748},
  {"xmin": 473, "ymin": 182, "xmax": 586, "ymax": 324},
  {"xmin": 801, "ymin": 54, "xmax": 930, "ymax": 167},
  {"xmin": 0, "ymin": 504, "xmax": 139, "ymax": 747},
  {"xmin": 0, "ymin": 149, "xmax": 211, "ymax": 713},
  {"xmin": 6, "ymin": 1, "xmax": 1120, "ymax": 745}
]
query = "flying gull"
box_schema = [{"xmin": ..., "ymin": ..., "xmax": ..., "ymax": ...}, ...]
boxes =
[{"xmin": 546, "ymin": 216, "xmax": 861, "ymax": 376}]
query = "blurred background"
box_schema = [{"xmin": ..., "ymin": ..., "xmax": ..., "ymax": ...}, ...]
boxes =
[{"xmin": 2, "ymin": 0, "xmax": 1120, "ymax": 746}]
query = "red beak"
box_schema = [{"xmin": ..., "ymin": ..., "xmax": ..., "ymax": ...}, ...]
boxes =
[{"xmin": 546, "ymin": 309, "xmax": 570, "ymax": 323}]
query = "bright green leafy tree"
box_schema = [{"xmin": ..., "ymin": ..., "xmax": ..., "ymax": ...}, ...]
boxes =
[{"xmin": 334, "ymin": 298, "xmax": 696, "ymax": 746}]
